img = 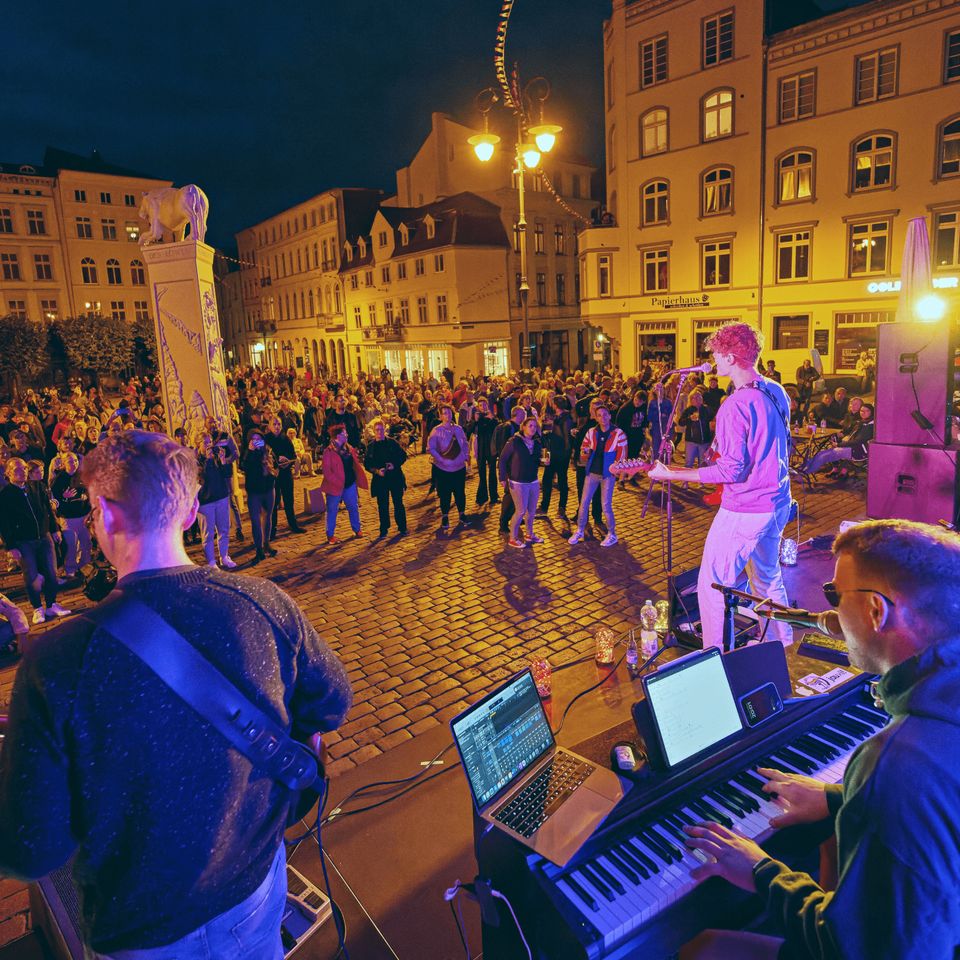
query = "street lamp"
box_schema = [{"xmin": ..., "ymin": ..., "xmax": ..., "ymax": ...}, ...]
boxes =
[{"xmin": 470, "ymin": 77, "xmax": 562, "ymax": 370}]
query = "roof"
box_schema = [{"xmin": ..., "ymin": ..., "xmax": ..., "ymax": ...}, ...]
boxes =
[
  {"xmin": 42, "ymin": 147, "xmax": 165, "ymax": 181},
  {"xmin": 0, "ymin": 161, "xmax": 57, "ymax": 178}
]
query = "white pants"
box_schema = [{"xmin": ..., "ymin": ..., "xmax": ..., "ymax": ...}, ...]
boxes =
[{"xmin": 698, "ymin": 506, "xmax": 793, "ymax": 648}]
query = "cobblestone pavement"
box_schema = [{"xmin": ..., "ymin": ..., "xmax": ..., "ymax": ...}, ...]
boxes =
[{"xmin": 1, "ymin": 456, "xmax": 867, "ymax": 777}]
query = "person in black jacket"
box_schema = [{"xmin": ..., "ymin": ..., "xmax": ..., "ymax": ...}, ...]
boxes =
[
  {"xmin": 615, "ymin": 390, "xmax": 647, "ymax": 488},
  {"xmin": 539, "ymin": 396, "xmax": 574, "ymax": 517},
  {"xmin": 196, "ymin": 434, "xmax": 237, "ymax": 569},
  {"xmin": 364, "ymin": 419, "xmax": 408, "ymax": 537},
  {"xmin": 0, "ymin": 457, "xmax": 70, "ymax": 624},
  {"xmin": 473, "ymin": 398, "xmax": 500, "ymax": 507},
  {"xmin": 800, "ymin": 403, "xmax": 875, "ymax": 476},
  {"xmin": 51, "ymin": 452, "xmax": 92, "ymax": 579},
  {"xmin": 573, "ymin": 402, "xmax": 604, "ymax": 529},
  {"xmin": 499, "ymin": 416, "xmax": 543, "ymax": 547},
  {"xmin": 678, "ymin": 390, "xmax": 715, "ymax": 468},
  {"xmin": 265, "ymin": 416, "xmax": 305, "ymax": 538},
  {"xmin": 492, "ymin": 406, "xmax": 526, "ymax": 533},
  {"xmin": 240, "ymin": 431, "xmax": 278, "ymax": 564}
]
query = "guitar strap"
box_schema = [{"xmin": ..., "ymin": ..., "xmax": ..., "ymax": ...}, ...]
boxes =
[{"xmin": 83, "ymin": 592, "xmax": 320, "ymax": 793}]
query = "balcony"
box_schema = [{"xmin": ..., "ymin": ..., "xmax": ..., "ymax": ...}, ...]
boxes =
[
  {"xmin": 363, "ymin": 324, "xmax": 402, "ymax": 342},
  {"xmin": 259, "ymin": 277, "xmax": 272, "ymax": 287}
]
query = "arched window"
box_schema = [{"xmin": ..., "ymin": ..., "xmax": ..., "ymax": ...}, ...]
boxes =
[
  {"xmin": 334, "ymin": 285, "xmax": 341, "ymax": 313},
  {"xmin": 702, "ymin": 88, "xmax": 733, "ymax": 141},
  {"xmin": 608, "ymin": 124, "xmax": 617, "ymax": 171},
  {"xmin": 81, "ymin": 257, "xmax": 97, "ymax": 284},
  {"xmin": 130, "ymin": 259, "xmax": 145, "ymax": 285},
  {"xmin": 640, "ymin": 108, "xmax": 668, "ymax": 156},
  {"xmin": 852, "ymin": 134, "xmax": 894, "ymax": 190},
  {"xmin": 308, "ymin": 289, "xmax": 315, "ymax": 316},
  {"xmin": 106, "ymin": 258, "xmax": 122, "ymax": 285},
  {"xmin": 777, "ymin": 150, "xmax": 815, "ymax": 203},
  {"xmin": 325, "ymin": 285, "xmax": 333, "ymax": 314},
  {"xmin": 338, "ymin": 340, "xmax": 346, "ymax": 375},
  {"xmin": 938, "ymin": 116, "xmax": 960, "ymax": 178},
  {"xmin": 641, "ymin": 180, "xmax": 669, "ymax": 226},
  {"xmin": 702, "ymin": 166, "xmax": 733, "ymax": 215}
]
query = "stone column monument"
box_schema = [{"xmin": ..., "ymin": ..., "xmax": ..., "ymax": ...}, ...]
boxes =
[{"xmin": 138, "ymin": 185, "xmax": 230, "ymax": 435}]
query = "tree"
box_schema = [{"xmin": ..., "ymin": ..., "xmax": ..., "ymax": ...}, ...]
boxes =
[
  {"xmin": 54, "ymin": 314, "xmax": 134, "ymax": 385},
  {"xmin": 0, "ymin": 314, "xmax": 49, "ymax": 398}
]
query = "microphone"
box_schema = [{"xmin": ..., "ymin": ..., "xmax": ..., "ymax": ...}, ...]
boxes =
[
  {"xmin": 762, "ymin": 605, "xmax": 844, "ymax": 639},
  {"xmin": 660, "ymin": 362, "xmax": 713, "ymax": 379}
]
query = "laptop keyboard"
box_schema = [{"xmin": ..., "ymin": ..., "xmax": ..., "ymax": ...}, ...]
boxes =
[{"xmin": 493, "ymin": 753, "xmax": 593, "ymax": 838}]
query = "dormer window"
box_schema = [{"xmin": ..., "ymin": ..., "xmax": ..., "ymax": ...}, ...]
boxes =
[
  {"xmin": 400, "ymin": 224, "xmax": 409, "ymax": 246},
  {"xmin": 343, "ymin": 241, "xmax": 353, "ymax": 262},
  {"xmin": 19, "ymin": 164, "xmax": 36, "ymax": 174},
  {"xmin": 424, "ymin": 215, "xmax": 436, "ymax": 240},
  {"xmin": 358, "ymin": 237, "xmax": 367, "ymax": 258}
]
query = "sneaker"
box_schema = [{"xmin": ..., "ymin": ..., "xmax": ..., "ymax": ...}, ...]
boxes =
[
  {"xmin": 290, "ymin": 525, "xmax": 307, "ymax": 534},
  {"xmin": 327, "ymin": 536, "xmax": 340, "ymax": 545},
  {"xmin": 265, "ymin": 545, "xmax": 278, "ymax": 557},
  {"xmin": 508, "ymin": 538, "xmax": 525, "ymax": 549},
  {"xmin": 32, "ymin": 607, "xmax": 46, "ymax": 624},
  {"xmin": 441, "ymin": 516, "xmax": 450, "ymax": 529},
  {"xmin": 568, "ymin": 530, "xmax": 585, "ymax": 545},
  {"xmin": 457, "ymin": 515, "xmax": 472, "ymax": 528},
  {"xmin": 47, "ymin": 603, "xmax": 72, "ymax": 617},
  {"xmin": 527, "ymin": 534, "xmax": 544, "ymax": 544},
  {"xmin": 354, "ymin": 530, "xmax": 364, "ymax": 538},
  {"xmin": 235, "ymin": 529, "xmax": 246, "ymax": 541},
  {"xmin": 600, "ymin": 533, "xmax": 619, "ymax": 547},
  {"xmin": 251, "ymin": 549, "xmax": 265, "ymax": 565},
  {"xmin": 220, "ymin": 556, "xmax": 238, "ymax": 569},
  {"xmin": 206, "ymin": 562, "xmax": 219, "ymax": 569}
]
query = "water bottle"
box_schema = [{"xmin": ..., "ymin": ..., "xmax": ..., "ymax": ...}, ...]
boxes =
[
  {"xmin": 640, "ymin": 599, "xmax": 659, "ymax": 658},
  {"xmin": 820, "ymin": 419, "xmax": 827, "ymax": 431},
  {"xmin": 626, "ymin": 629, "xmax": 639, "ymax": 677}
]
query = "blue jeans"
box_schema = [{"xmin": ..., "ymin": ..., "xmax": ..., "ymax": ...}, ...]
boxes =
[
  {"xmin": 84, "ymin": 844, "xmax": 286, "ymax": 960},
  {"xmin": 685, "ymin": 441, "xmax": 711, "ymax": 468},
  {"xmin": 576, "ymin": 473, "xmax": 616, "ymax": 535},
  {"xmin": 16, "ymin": 535, "xmax": 59, "ymax": 609},
  {"xmin": 326, "ymin": 482, "xmax": 360, "ymax": 537},
  {"xmin": 197, "ymin": 496, "xmax": 231, "ymax": 564},
  {"xmin": 804, "ymin": 446, "xmax": 852, "ymax": 474}
]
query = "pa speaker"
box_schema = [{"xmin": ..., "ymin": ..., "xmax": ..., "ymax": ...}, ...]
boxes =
[
  {"xmin": 867, "ymin": 442, "xmax": 958, "ymax": 525},
  {"xmin": 874, "ymin": 322, "xmax": 954, "ymax": 447}
]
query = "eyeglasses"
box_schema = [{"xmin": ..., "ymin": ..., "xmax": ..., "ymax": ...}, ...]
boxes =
[{"xmin": 822, "ymin": 581, "xmax": 896, "ymax": 609}]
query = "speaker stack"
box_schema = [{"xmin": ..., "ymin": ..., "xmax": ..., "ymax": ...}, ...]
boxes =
[{"xmin": 867, "ymin": 321, "xmax": 960, "ymax": 526}]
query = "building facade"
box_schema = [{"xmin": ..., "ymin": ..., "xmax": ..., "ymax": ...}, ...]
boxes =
[
  {"xmin": 580, "ymin": 0, "xmax": 960, "ymax": 377},
  {"xmin": 234, "ymin": 188, "xmax": 382, "ymax": 374},
  {"xmin": 0, "ymin": 148, "xmax": 170, "ymax": 327}
]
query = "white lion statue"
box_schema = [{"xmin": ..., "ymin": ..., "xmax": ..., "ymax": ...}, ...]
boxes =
[{"xmin": 138, "ymin": 185, "xmax": 209, "ymax": 246}]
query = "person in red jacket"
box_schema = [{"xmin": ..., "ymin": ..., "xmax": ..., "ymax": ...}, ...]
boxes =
[{"xmin": 320, "ymin": 424, "xmax": 367, "ymax": 544}]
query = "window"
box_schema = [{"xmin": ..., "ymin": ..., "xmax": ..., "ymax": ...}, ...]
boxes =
[
  {"xmin": 26, "ymin": 209, "xmax": 46, "ymax": 235},
  {"xmin": 437, "ymin": 294, "xmax": 448, "ymax": 322},
  {"xmin": 643, "ymin": 248, "xmax": 669, "ymax": 292},
  {"xmin": 574, "ymin": 270, "xmax": 581, "ymax": 303},
  {"xmin": 702, "ymin": 240, "xmax": 732, "ymax": 287},
  {"xmin": 417, "ymin": 295, "xmax": 428, "ymax": 323},
  {"xmin": 939, "ymin": 117, "xmax": 960, "ymax": 177},
  {"xmin": 130, "ymin": 259, "xmax": 145, "ymax": 284},
  {"xmin": 536, "ymin": 273, "xmax": 546, "ymax": 305},
  {"xmin": 0, "ymin": 209, "xmax": 12, "ymax": 232},
  {"xmin": 415, "ymin": 257, "xmax": 425, "ymax": 276},
  {"xmin": 640, "ymin": 35, "xmax": 668, "ymax": 87},
  {"xmin": 399, "ymin": 225, "xmax": 409, "ymax": 246},
  {"xmin": 334, "ymin": 286, "xmax": 341, "ymax": 312},
  {"xmin": 126, "ymin": 221, "xmax": 140, "ymax": 242},
  {"xmin": 434, "ymin": 253, "xmax": 445, "ymax": 272},
  {"xmin": 364, "ymin": 270, "xmax": 373, "ymax": 287},
  {"xmin": 349, "ymin": 274, "xmax": 359, "ymax": 290},
  {"xmin": 702, "ymin": 166, "xmax": 733, "ymax": 215},
  {"xmin": 352, "ymin": 305, "xmax": 361, "ymax": 327},
  {"xmin": 703, "ymin": 89, "xmax": 733, "ymax": 140},
  {"xmin": 397, "ymin": 260, "xmax": 407, "ymax": 280},
  {"xmin": 76, "ymin": 216, "xmax": 92, "ymax": 239},
  {"xmin": 7, "ymin": 300, "xmax": 26, "ymax": 320},
  {"xmin": 34, "ymin": 253, "xmax": 53, "ymax": 281},
  {"xmin": 935, "ymin": 211, "xmax": 960, "ymax": 267},
  {"xmin": 513, "ymin": 221, "xmax": 522, "ymax": 252},
  {"xmin": 378, "ymin": 230, "xmax": 388, "ymax": 246},
  {"xmin": 855, "ymin": 48, "xmax": 898, "ymax": 104},
  {"xmin": 607, "ymin": 60, "xmax": 615, "ymax": 109},
  {"xmin": 703, "ymin": 10, "xmax": 734, "ymax": 67},
  {"xmin": 106, "ymin": 259, "xmax": 122, "ymax": 284},
  {"xmin": 598, "ymin": 255, "xmax": 612, "ymax": 297},
  {"xmin": 534, "ymin": 223, "xmax": 544, "ymax": 254},
  {"xmin": 608, "ymin": 125, "xmax": 616, "ymax": 171},
  {"xmin": 296, "ymin": 249, "xmax": 302, "ymax": 273},
  {"xmin": 777, "ymin": 150, "xmax": 814, "ymax": 203},
  {"xmin": 81, "ymin": 257, "xmax": 98, "ymax": 284},
  {"xmin": 642, "ymin": 180, "xmax": 669, "ymax": 226},
  {"xmin": 778, "ymin": 71, "xmax": 815, "ymax": 122},
  {"xmin": 1, "ymin": 253, "xmax": 21, "ymax": 281},
  {"xmin": 773, "ymin": 315, "xmax": 810, "ymax": 350},
  {"xmin": 852, "ymin": 134, "xmax": 894, "ymax": 190},
  {"xmin": 368, "ymin": 303, "xmax": 377, "ymax": 325},
  {"xmin": 41, "ymin": 299, "xmax": 59, "ymax": 320},
  {"xmin": 82, "ymin": 300, "xmax": 101, "ymax": 313},
  {"xmin": 946, "ymin": 30, "xmax": 960, "ymax": 82},
  {"xmin": 554, "ymin": 224, "xmax": 565, "ymax": 255},
  {"xmin": 848, "ymin": 220, "xmax": 890, "ymax": 276},
  {"xmin": 308, "ymin": 290, "xmax": 315, "ymax": 316},
  {"xmin": 100, "ymin": 192, "xmax": 112, "ymax": 205},
  {"xmin": 425, "ymin": 219, "xmax": 435, "ymax": 240},
  {"xmin": 385, "ymin": 300, "xmax": 395, "ymax": 324},
  {"xmin": 125, "ymin": 194, "xmax": 136, "ymax": 206},
  {"xmin": 381, "ymin": 265, "xmax": 391, "ymax": 284},
  {"xmin": 556, "ymin": 273, "xmax": 566, "ymax": 305},
  {"xmin": 775, "ymin": 230, "xmax": 811, "ymax": 281},
  {"xmin": 641, "ymin": 108, "xmax": 668, "ymax": 157},
  {"xmin": 110, "ymin": 300, "xmax": 126, "ymax": 321},
  {"xmin": 134, "ymin": 300, "xmax": 149, "ymax": 321},
  {"xmin": 74, "ymin": 189, "xmax": 86, "ymax": 202},
  {"xmin": 399, "ymin": 298, "xmax": 410, "ymax": 324},
  {"xmin": 101, "ymin": 218, "xmax": 117, "ymax": 240}
]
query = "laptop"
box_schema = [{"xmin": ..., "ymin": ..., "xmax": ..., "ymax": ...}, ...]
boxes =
[{"xmin": 451, "ymin": 669, "xmax": 624, "ymax": 866}]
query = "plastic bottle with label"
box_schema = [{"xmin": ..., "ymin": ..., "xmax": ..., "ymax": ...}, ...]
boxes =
[
  {"xmin": 626, "ymin": 629, "xmax": 639, "ymax": 677},
  {"xmin": 640, "ymin": 599, "xmax": 659, "ymax": 659}
]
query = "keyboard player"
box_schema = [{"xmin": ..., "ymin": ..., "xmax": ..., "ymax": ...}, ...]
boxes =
[{"xmin": 680, "ymin": 519, "xmax": 960, "ymax": 960}]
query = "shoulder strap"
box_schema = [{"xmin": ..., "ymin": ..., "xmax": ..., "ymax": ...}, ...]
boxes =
[{"xmin": 89, "ymin": 594, "xmax": 318, "ymax": 792}]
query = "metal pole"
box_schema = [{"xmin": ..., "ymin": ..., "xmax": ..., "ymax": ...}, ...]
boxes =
[{"xmin": 516, "ymin": 120, "xmax": 531, "ymax": 372}]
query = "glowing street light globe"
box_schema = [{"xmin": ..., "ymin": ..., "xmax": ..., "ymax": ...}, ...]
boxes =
[
  {"xmin": 468, "ymin": 132, "xmax": 500, "ymax": 162},
  {"xmin": 914, "ymin": 293, "xmax": 946, "ymax": 322},
  {"xmin": 521, "ymin": 143, "xmax": 542, "ymax": 169},
  {"xmin": 529, "ymin": 122, "xmax": 562, "ymax": 154}
]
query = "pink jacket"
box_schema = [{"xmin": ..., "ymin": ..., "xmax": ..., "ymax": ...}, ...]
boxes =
[{"xmin": 320, "ymin": 445, "xmax": 369, "ymax": 496}]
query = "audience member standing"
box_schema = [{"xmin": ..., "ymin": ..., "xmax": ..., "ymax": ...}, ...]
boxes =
[
  {"xmin": 427, "ymin": 405, "xmax": 471, "ymax": 531},
  {"xmin": 569, "ymin": 405, "xmax": 627, "ymax": 547},
  {"xmin": 493, "ymin": 407, "xmax": 526, "ymax": 533},
  {"xmin": 321, "ymin": 424, "xmax": 366, "ymax": 544},
  {"xmin": 265, "ymin": 417, "xmax": 305, "ymax": 537},
  {"xmin": 473, "ymin": 398, "xmax": 500, "ymax": 507},
  {"xmin": 678, "ymin": 390, "xmax": 714, "ymax": 468},
  {"xmin": 196, "ymin": 434, "xmax": 237, "ymax": 569},
  {"xmin": 50, "ymin": 452, "xmax": 92, "ymax": 579},
  {"xmin": 539, "ymin": 397, "xmax": 573, "ymax": 518},
  {"xmin": 364, "ymin": 420, "xmax": 408, "ymax": 538},
  {"xmin": 499, "ymin": 417, "xmax": 544, "ymax": 548},
  {"xmin": 240, "ymin": 431, "xmax": 278, "ymax": 565}
]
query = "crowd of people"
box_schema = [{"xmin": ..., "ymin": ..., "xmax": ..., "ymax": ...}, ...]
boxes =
[{"xmin": 0, "ymin": 346, "xmax": 873, "ymax": 638}]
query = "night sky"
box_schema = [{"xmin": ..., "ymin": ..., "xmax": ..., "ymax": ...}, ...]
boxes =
[{"xmin": 7, "ymin": 1, "xmax": 612, "ymax": 252}]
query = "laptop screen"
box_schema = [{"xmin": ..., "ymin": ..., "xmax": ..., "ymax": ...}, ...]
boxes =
[
  {"xmin": 451, "ymin": 670, "xmax": 554, "ymax": 809},
  {"xmin": 643, "ymin": 648, "xmax": 743, "ymax": 768}
]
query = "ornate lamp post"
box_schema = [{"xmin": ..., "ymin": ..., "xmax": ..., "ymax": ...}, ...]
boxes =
[{"xmin": 469, "ymin": 76, "xmax": 562, "ymax": 370}]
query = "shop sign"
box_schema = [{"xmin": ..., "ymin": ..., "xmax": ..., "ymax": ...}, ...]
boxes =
[
  {"xmin": 651, "ymin": 293, "xmax": 711, "ymax": 309},
  {"xmin": 867, "ymin": 276, "xmax": 958, "ymax": 294}
]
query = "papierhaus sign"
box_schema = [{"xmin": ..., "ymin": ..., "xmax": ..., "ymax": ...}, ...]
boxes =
[{"xmin": 650, "ymin": 294, "xmax": 711, "ymax": 309}]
